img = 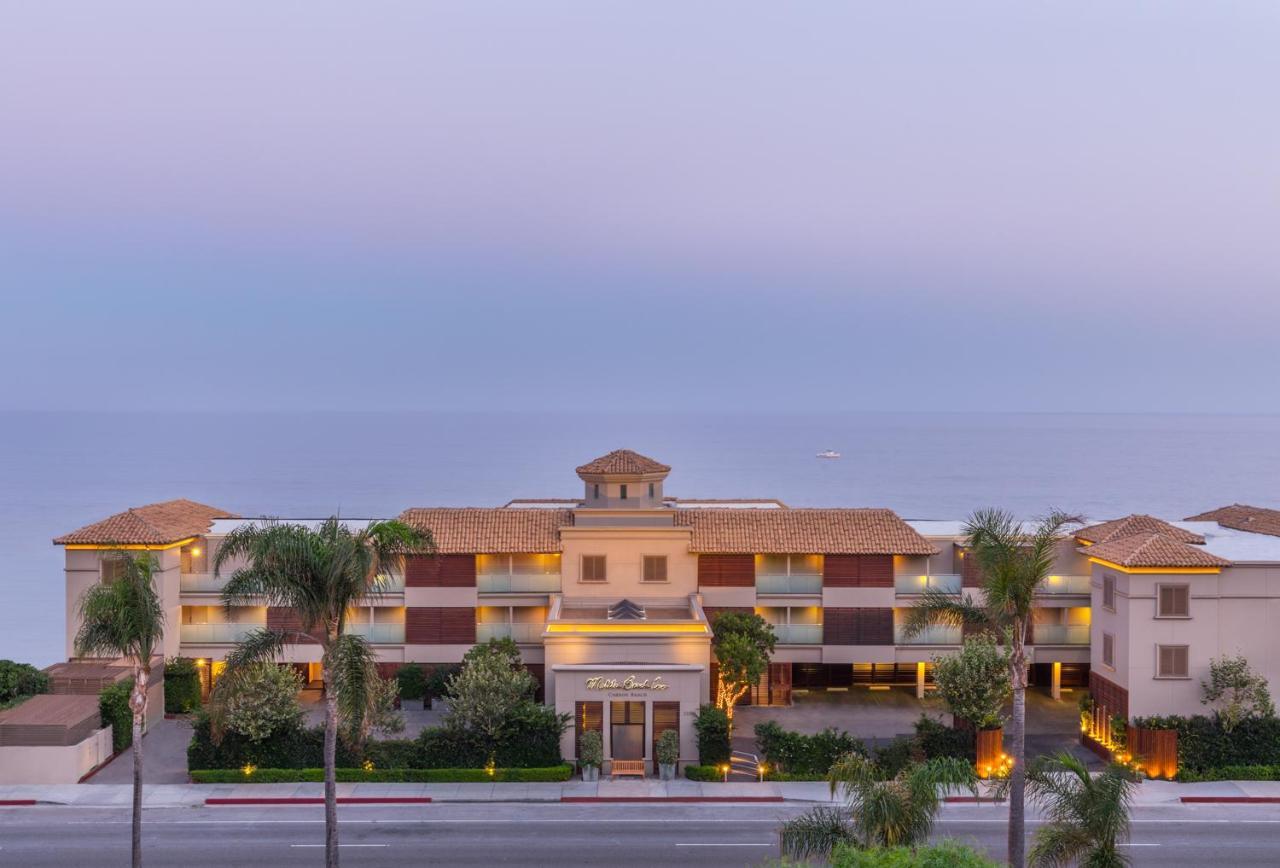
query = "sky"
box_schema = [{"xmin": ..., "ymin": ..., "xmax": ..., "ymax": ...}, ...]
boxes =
[{"xmin": 1, "ymin": 1, "xmax": 1278, "ymax": 413}]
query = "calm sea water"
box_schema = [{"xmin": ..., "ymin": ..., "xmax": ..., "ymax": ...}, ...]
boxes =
[{"xmin": 4, "ymin": 411, "xmax": 1280, "ymax": 666}]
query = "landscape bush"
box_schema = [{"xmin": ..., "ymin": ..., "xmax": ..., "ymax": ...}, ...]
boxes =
[
  {"xmin": 683, "ymin": 764, "xmax": 724, "ymax": 782},
  {"xmin": 1134, "ymin": 714, "xmax": 1280, "ymax": 772},
  {"xmin": 827, "ymin": 839, "xmax": 999, "ymax": 867},
  {"xmin": 694, "ymin": 704, "xmax": 731, "ymax": 765},
  {"xmin": 755, "ymin": 721, "xmax": 866, "ymax": 775},
  {"xmin": 1176, "ymin": 765, "xmax": 1280, "ymax": 782},
  {"xmin": 163, "ymin": 657, "xmax": 202, "ymax": 714},
  {"xmin": 187, "ymin": 715, "xmax": 361, "ymax": 770},
  {"xmin": 395, "ymin": 663, "xmax": 426, "ymax": 701},
  {"xmin": 99, "ymin": 678, "xmax": 134, "ymax": 753},
  {"xmin": 189, "ymin": 765, "xmax": 573, "ymax": 784},
  {"xmin": 911, "ymin": 715, "xmax": 974, "ymax": 762},
  {"xmin": 0, "ymin": 659, "xmax": 50, "ymax": 707}
]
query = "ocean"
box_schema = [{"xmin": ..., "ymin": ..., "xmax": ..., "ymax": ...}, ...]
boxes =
[{"xmin": 4, "ymin": 410, "xmax": 1279, "ymax": 667}]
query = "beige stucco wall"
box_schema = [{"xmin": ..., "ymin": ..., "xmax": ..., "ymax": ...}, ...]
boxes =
[
  {"xmin": 64, "ymin": 548, "xmax": 184, "ymax": 659},
  {"xmin": 559, "ymin": 525, "xmax": 697, "ymax": 597},
  {"xmin": 0, "ymin": 726, "xmax": 115, "ymax": 785}
]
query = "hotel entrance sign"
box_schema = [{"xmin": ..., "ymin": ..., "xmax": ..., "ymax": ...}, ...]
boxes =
[{"xmin": 585, "ymin": 675, "xmax": 669, "ymax": 691}]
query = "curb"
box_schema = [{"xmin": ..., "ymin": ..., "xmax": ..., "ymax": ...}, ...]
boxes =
[
  {"xmin": 205, "ymin": 797, "xmax": 432, "ymax": 806},
  {"xmin": 561, "ymin": 796, "xmax": 784, "ymax": 803},
  {"xmin": 1180, "ymin": 797, "xmax": 1280, "ymax": 804},
  {"xmin": 0, "ymin": 800, "xmax": 38, "ymax": 807},
  {"xmin": 943, "ymin": 797, "xmax": 1006, "ymax": 804}
]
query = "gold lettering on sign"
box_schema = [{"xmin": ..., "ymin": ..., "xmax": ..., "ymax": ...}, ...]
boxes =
[{"xmin": 585, "ymin": 675, "xmax": 670, "ymax": 691}]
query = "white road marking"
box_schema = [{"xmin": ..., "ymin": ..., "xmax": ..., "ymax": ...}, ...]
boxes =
[
  {"xmin": 674, "ymin": 843, "xmax": 772, "ymax": 847},
  {"xmin": 290, "ymin": 844, "xmax": 388, "ymax": 848}
]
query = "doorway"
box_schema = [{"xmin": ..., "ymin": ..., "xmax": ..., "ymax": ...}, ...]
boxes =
[{"xmin": 609, "ymin": 701, "xmax": 645, "ymax": 760}]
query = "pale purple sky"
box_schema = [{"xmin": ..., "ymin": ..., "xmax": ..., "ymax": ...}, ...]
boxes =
[{"xmin": 2, "ymin": 1, "xmax": 1278, "ymax": 412}]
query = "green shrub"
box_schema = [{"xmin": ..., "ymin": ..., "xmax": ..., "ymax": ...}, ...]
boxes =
[
  {"xmin": 578, "ymin": 730, "xmax": 603, "ymax": 768},
  {"xmin": 1134, "ymin": 714, "xmax": 1280, "ymax": 772},
  {"xmin": 694, "ymin": 704, "xmax": 731, "ymax": 765},
  {"xmin": 163, "ymin": 657, "xmax": 202, "ymax": 714},
  {"xmin": 362, "ymin": 739, "xmax": 421, "ymax": 770},
  {"xmin": 684, "ymin": 764, "xmax": 724, "ymax": 781},
  {"xmin": 492, "ymin": 702, "xmax": 567, "ymax": 768},
  {"xmin": 912, "ymin": 715, "xmax": 974, "ymax": 762},
  {"xmin": 189, "ymin": 765, "xmax": 574, "ymax": 784},
  {"xmin": 222, "ymin": 662, "xmax": 304, "ymax": 741},
  {"xmin": 755, "ymin": 721, "xmax": 866, "ymax": 775},
  {"xmin": 396, "ymin": 664, "xmax": 426, "ymax": 701},
  {"xmin": 829, "ymin": 839, "xmax": 999, "ymax": 867},
  {"xmin": 0, "ymin": 660, "xmax": 50, "ymax": 706},
  {"xmin": 418, "ymin": 724, "xmax": 488, "ymax": 769},
  {"xmin": 872, "ymin": 737, "xmax": 917, "ymax": 779},
  {"xmin": 100, "ymin": 678, "xmax": 134, "ymax": 753},
  {"xmin": 424, "ymin": 664, "xmax": 460, "ymax": 700},
  {"xmin": 186, "ymin": 715, "xmax": 360, "ymax": 770},
  {"xmin": 1176, "ymin": 765, "xmax": 1280, "ymax": 782},
  {"xmin": 656, "ymin": 729, "xmax": 681, "ymax": 766},
  {"xmin": 765, "ymin": 770, "xmax": 830, "ymax": 781}
]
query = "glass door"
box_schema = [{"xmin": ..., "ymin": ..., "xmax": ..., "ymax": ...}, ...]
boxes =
[{"xmin": 609, "ymin": 701, "xmax": 645, "ymax": 760}]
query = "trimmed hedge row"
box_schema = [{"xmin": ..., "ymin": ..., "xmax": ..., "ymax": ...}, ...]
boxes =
[
  {"xmin": 1176, "ymin": 765, "xmax": 1280, "ymax": 782},
  {"xmin": 683, "ymin": 764, "xmax": 724, "ymax": 782},
  {"xmin": 1133, "ymin": 714, "xmax": 1280, "ymax": 772},
  {"xmin": 755, "ymin": 721, "xmax": 865, "ymax": 775},
  {"xmin": 190, "ymin": 765, "xmax": 574, "ymax": 784},
  {"xmin": 693, "ymin": 705, "xmax": 730, "ymax": 765},
  {"xmin": 100, "ymin": 678, "xmax": 134, "ymax": 753},
  {"xmin": 164, "ymin": 658, "xmax": 202, "ymax": 714}
]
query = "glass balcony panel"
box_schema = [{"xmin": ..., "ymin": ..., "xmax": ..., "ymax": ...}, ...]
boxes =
[
  {"xmin": 894, "ymin": 574, "xmax": 962, "ymax": 595},
  {"xmin": 370, "ymin": 572, "xmax": 405, "ymax": 593},
  {"xmin": 755, "ymin": 574, "xmax": 823, "ymax": 595},
  {"xmin": 1036, "ymin": 575, "xmax": 1092, "ymax": 595},
  {"xmin": 1032, "ymin": 624, "xmax": 1090, "ymax": 645},
  {"xmin": 179, "ymin": 573, "xmax": 226, "ymax": 593},
  {"xmin": 476, "ymin": 572, "xmax": 562, "ymax": 593},
  {"xmin": 476, "ymin": 623, "xmax": 544, "ymax": 643},
  {"xmin": 893, "ymin": 624, "xmax": 963, "ymax": 645},
  {"xmin": 179, "ymin": 623, "xmax": 260, "ymax": 644},
  {"xmin": 770, "ymin": 624, "xmax": 823, "ymax": 644},
  {"xmin": 343, "ymin": 623, "xmax": 406, "ymax": 644}
]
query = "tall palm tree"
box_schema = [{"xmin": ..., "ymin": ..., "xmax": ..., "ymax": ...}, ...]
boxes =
[
  {"xmin": 75, "ymin": 552, "xmax": 165, "ymax": 868},
  {"xmin": 779, "ymin": 755, "xmax": 978, "ymax": 858},
  {"xmin": 903, "ymin": 508, "xmax": 1078, "ymax": 868},
  {"xmin": 211, "ymin": 517, "xmax": 430, "ymax": 868},
  {"xmin": 1027, "ymin": 752, "xmax": 1138, "ymax": 868}
]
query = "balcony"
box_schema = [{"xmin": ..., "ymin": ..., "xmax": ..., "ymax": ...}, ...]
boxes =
[
  {"xmin": 894, "ymin": 574, "xmax": 962, "ymax": 595},
  {"xmin": 1032, "ymin": 624, "xmax": 1090, "ymax": 645},
  {"xmin": 370, "ymin": 572, "xmax": 405, "ymax": 593},
  {"xmin": 1037, "ymin": 575, "xmax": 1092, "ymax": 596},
  {"xmin": 477, "ymin": 573, "xmax": 562, "ymax": 594},
  {"xmin": 756, "ymin": 574, "xmax": 823, "ymax": 595},
  {"xmin": 894, "ymin": 624, "xmax": 963, "ymax": 645},
  {"xmin": 180, "ymin": 573, "xmax": 226, "ymax": 593},
  {"xmin": 344, "ymin": 623, "xmax": 406, "ymax": 644},
  {"xmin": 476, "ymin": 623, "xmax": 545, "ymax": 643},
  {"xmin": 179, "ymin": 623, "xmax": 260, "ymax": 644},
  {"xmin": 770, "ymin": 624, "xmax": 823, "ymax": 645}
]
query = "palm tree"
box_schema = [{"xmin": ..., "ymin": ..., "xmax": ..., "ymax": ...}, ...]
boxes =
[
  {"xmin": 903, "ymin": 508, "xmax": 1078, "ymax": 868},
  {"xmin": 75, "ymin": 552, "xmax": 165, "ymax": 868},
  {"xmin": 779, "ymin": 755, "xmax": 978, "ymax": 858},
  {"xmin": 211, "ymin": 517, "xmax": 430, "ymax": 868},
  {"xmin": 1026, "ymin": 752, "xmax": 1139, "ymax": 868}
]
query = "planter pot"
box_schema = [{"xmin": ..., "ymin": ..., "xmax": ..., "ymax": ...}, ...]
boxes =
[
  {"xmin": 659, "ymin": 763, "xmax": 676, "ymax": 781},
  {"xmin": 582, "ymin": 766, "xmax": 599, "ymax": 782},
  {"xmin": 975, "ymin": 727, "xmax": 1005, "ymax": 778}
]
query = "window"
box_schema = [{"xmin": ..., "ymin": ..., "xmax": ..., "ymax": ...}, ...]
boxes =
[
  {"xmin": 1157, "ymin": 584, "xmax": 1189, "ymax": 618},
  {"xmin": 581, "ymin": 555, "xmax": 607, "ymax": 583},
  {"xmin": 593, "ymin": 484, "xmax": 600, "ymax": 500},
  {"xmin": 1157, "ymin": 645, "xmax": 1190, "ymax": 678},
  {"xmin": 1102, "ymin": 574, "xmax": 1116, "ymax": 611},
  {"xmin": 620, "ymin": 484, "xmax": 628, "ymax": 500},
  {"xmin": 648, "ymin": 483, "xmax": 655, "ymax": 498},
  {"xmin": 100, "ymin": 556, "xmax": 128, "ymax": 584},
  {"xmin": 1102, "ymin": 632, "xmax": 1115, "ymax": 668},
  {"xmin": 642, "ymin": 555, "xmax": 668, "ymax": 583}
]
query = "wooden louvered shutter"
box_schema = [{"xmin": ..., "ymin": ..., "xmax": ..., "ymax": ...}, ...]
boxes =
[
  {"xmin": 652, "ymin": 701, "xmax": 679, "ymax": 773},
  {"xmin": 575, "ymin": 701, "xmax": 603, "ymax": 761}
]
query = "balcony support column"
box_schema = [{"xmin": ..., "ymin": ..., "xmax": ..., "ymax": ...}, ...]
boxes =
[
  {"xmin": 915, "ymin": 661, "xmax": 926, "ymax": 700},
  {"xmin": 1051, "ymin": 661, "xmax": 1062, "ymax": 701}
]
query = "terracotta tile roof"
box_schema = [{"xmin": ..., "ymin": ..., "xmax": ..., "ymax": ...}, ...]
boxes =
[
  {"xmin": 398, "ymin": 508, "xmax": 571, "ymax": 553},
  {"xmin": 1075, "ymin": 514, "xmax": 1204, "ymax": 546},
  {"xmin": 675, "ymin": 508, "xmax": 937, "ymax": 555},
  {"xmin": 53, "ymin": 499, "xmax": 235, "ymax": 546},
  {"xmin": 1079, "ymin": 532, "xmax": 1230, "ymax": 569},
  {"xmin": 1186, "ymin": 504, "xmax": 1280, "ymax": 538},
  {"xmin": 575, "ymin": 449, "xmax": 671, "ymax": 476}
]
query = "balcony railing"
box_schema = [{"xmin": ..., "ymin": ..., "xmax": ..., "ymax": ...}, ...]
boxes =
[
  {"xmin": 477, "ymin": 573, "xmax": 562, "ymax": 594},
  {"xmin": 756, "ymin": 574, "xmax": 823, "ymax": 595},
  {"xmin": 770, "ymin": 624, "xmax": 823, "ymax": 644},
  {"xmin": 1032, "ymin": 624, "xmax": 1090, "ymax": 645},
  {"xmin": 894, "ymin": 574, "xmax": 962, "ymax": 595},
  {"xmin": 370, "ymin": 573, "xmax": 405, "ymax": 593},
  {"xmin": 179, "ymin": 573, "xmax": 225, "ymax": 593},
  {"xmin": 1036, "ymin": 575, "xmax": 1092, "ymax": 596},
  {"xmin": 894, "ymin": 624, "xmax": 963, "ymax": 645},
  {"xmin": 179, "ymin": 623, "xmax": 261, "ymax": 644},
  {"xmin": 476, "ymin": 623, "xmax": 545, "ymax": 643},
  {"xmin": 344, "ymin": 623, "xmax": 406, "ymax": 644}
]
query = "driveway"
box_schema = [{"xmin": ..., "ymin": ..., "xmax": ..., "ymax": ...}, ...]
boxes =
[{"xmin": 87, "ymin": 717, "xmax": 194, "ymax": 785}]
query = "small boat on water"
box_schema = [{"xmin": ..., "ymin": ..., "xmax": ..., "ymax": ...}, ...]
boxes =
[{"xmin": 816, "ymin": 449, "xmax": 841, "ymax": 459}]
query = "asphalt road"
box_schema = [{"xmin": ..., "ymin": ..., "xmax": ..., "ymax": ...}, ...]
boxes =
[{"xmin": 4, "ymin": 803, "xmax": 1280, "ymax": 866}]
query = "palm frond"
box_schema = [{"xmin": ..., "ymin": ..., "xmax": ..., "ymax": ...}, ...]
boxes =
[
  {"xmin": 205, "ymin": 628, "xmax": 291, "ymax": 741},
  {"xmin": 74, "ymin": 552, "xmax": 165, "ymax": 665},
  {"xmin": 901, "ymin": 589, "xmax": 989, "ymax": 638},
  {"xmin": 1027, "ymin": 752, "xmax": 1137, "ymax": 868},
  {"xmin": 330, "ymin": 633, "xmax": 384, "ymax": 743},
  {"xmin": 778, "ymin": 806, "xmax": 857, "ymax": 859}
]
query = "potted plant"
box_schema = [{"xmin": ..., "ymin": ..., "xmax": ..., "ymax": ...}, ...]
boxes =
[
  {"xmin": 579, "ymin": 730, "xmax": 603, "ymax": 782},
  {"xmin": 656, "ymin": 729, "xmax": 680, "ymax": 781},
  {"xmin": 424, "ymin": 664, "xmax": 458, "ymax": 710},
  {"xmin": 930, "ymin": 635, "xmax": 1011, "ymax": 778}
]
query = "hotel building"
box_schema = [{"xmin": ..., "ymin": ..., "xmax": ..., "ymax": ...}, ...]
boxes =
[{"xmin": 51, "ymin": 451, "xmax": 1280, "ymax": 771}]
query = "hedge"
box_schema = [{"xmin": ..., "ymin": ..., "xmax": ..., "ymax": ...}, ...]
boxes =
[
  {"xmin": 0, "ymin": 660, "xmax": 50, "ymax": 707},
  {"xmin": 187, "ymin": 716, "xmax": 361, "ymax": 770},
  {"xmin": 1133, "ymin": 714, "xmax": 1280, "ymax": 772},
  {"xmin": 1176, "ymin": 765, "xmax": 1280, "ymax": 782},
  {"xmin": 189, "ymin": 765, "xmax": 574, "ymax": 784},
  {"xmin": 164, "ymin": 658, "xmax": 202, "ymax": 714},
  {"xmin": 100, "ymin": 678, "xmax": 134, "ymax": 753},
  {"xmin": 694, "ymin": 705, "xmax": 730, "ymax": 765},
  {"xmin": 755, "ymin": 721, "xmax": 866, "ymax": 775},
  {"xmin": 395, "ymin": 664, "xmax": 426, "ymax": 701},
  {"xmin": 684, "ymin": 764, "xmax": 724, "ymax": 782},
  {"xmin": 829, "ymin": 840, "xmax": 999, "ymax": 868}
]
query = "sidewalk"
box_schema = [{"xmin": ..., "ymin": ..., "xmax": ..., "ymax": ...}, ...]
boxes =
[{"xmin": 7, "ymin": 778, "xmax": 1280, "ymax": 808}]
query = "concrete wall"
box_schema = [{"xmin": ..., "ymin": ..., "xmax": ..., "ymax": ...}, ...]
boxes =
[
  {"xmin": 65, "ymin": 548, "xmax": 184, "ymax": 659},
  {"xmin": 0, "ymin": 726, "xmax": 114, "ymax": 785},
  {"xmin": 559, "ymin": 525, "xmax": 697, "ymax": 597}
]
